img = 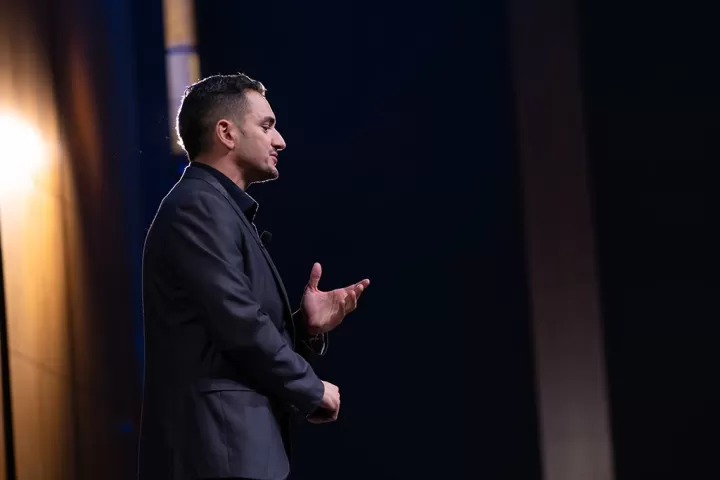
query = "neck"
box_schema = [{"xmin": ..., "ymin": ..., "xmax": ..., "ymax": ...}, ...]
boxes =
[{"xmin": 193, "ymin": 155, "xmax": 249, "ymax": 190}]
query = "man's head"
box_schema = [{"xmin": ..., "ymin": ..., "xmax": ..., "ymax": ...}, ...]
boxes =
[{"xmin": 176, "ymin": 73, "xmax": 286, "ymax": 187}]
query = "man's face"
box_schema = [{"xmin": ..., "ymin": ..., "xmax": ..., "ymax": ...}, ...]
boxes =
[{"xmin": 230, "ymin": 90, "xmax": 286, "ymax": 185}]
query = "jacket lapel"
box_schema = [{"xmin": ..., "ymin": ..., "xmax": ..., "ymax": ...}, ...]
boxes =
[{"xmin": 182, "ymin": 167, "xmax": 296, "ymax": 345}]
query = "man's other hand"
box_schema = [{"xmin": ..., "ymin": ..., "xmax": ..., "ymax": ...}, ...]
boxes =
[{"xmin": 307, "ymin": 381, "xmax": 340, "ymax": 424}]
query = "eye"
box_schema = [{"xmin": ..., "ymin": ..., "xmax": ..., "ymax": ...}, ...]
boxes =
[{"xmin": 262, "ymin": 125, "xmax": 271, "ymax": 132}]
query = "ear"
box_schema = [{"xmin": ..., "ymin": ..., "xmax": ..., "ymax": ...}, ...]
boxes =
[{"xmin": 215, "ymin": 119, "xmax": 235, "ymax": 150}]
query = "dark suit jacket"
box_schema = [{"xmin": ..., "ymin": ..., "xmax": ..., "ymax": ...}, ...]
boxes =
[{"xmin": 138, "ymin": 165, "xmax": 326, "ymax": 480}]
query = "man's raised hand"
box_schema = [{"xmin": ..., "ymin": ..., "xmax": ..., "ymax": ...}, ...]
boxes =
[{"xmin": 300, "ymin": 263, "xmax": 370, "ymax": 335}]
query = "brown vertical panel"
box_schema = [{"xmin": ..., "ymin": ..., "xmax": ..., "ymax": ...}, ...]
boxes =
[
  {"xmin": 44, "ymin": 0, "xmax": 140, "ymax": 476},
  {"xmin": 0, "ymin": 0, "xmax": 77, "ymax": 478},
  {"xmin": 508, "ymin": 0, "xmax": 615, "ymax": 478}
]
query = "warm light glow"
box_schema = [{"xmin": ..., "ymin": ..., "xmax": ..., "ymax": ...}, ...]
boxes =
[{"xmin": 0, "ymin": 113, "xmax": 47, "ymax": 193}]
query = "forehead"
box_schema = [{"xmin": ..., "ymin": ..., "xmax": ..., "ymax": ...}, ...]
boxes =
[{"xmin": 242, "ymin": 90, "xmax": 274, "ymax": 119}]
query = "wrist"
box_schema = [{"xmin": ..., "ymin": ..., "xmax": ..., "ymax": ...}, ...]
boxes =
[
  {"xmin": 307, "ymin": 324, "xmax": 323, "ymax": 336},
  {"xmin": 295, "ymin": 308, "xmax": 322, "ymax": 335}
]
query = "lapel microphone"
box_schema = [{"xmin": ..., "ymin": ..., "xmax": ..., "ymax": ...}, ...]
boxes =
[{"xmin": 260, "ymin": 231, "xmax": 272, "ymax": 247}]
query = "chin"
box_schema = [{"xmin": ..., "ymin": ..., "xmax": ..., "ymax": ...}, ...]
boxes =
[{"xmin": 253, "ymin": 169, "xmax": 279, "ymax": 185}]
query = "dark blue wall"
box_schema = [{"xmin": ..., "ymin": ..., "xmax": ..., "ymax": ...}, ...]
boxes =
[
  {"xmin": 193, "ymin": 1, "xmax": 539, "ymax": 478},
  {"xmin": 579, "ymin": 1, "xmax": 720, "ymax": 478}
]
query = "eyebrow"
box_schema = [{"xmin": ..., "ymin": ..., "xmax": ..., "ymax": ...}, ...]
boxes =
[{"xmin": 261, "ymin": 116, "xmax": 276, "ymax": 127}]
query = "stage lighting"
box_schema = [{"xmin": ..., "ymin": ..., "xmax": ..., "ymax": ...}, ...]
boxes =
[
  {"xmin": 0, "ymin": 112, "xmax": 46, "ymax": 479},
  {"xmin": 0, "ymin": 113, "xmax": 47, "ymax": 194}
]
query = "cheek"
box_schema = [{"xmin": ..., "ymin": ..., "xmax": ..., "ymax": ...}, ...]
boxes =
[
  {"xmin": 245, "ymin": 136, "xmax": 266, "ymax": 157},
  {"xmin": 259, "ymin": 138, "xmax": 272, "ymax": 157}
]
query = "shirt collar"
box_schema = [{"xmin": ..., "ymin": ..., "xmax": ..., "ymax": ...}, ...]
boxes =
[{"xmin": 190, "ymin": 162, "xmax": 259, "ymax": 222}]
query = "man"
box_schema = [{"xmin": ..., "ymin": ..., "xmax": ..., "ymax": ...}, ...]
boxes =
[{"xmin": 138, "ymin": 73, "xmax": 369, "ymax": 480}]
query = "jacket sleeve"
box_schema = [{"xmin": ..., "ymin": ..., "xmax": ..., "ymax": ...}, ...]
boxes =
[{"xmin": 165, "ymin": 189, "xmax": 324, "ymax": 414}]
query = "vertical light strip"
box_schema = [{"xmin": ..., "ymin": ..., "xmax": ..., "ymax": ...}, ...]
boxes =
[
  {"xmin": 508, "ymin": 0, "xmax": 616, "ymax": 478},
  {"xmin": 162, "ymin": 0, "xmax": 201, "ymax": 154}
]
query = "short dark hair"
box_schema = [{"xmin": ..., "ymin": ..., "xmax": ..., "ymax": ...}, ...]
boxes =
[{"xmin": 176, "ymin": 73, "xmax": 267, "ymax": 160}]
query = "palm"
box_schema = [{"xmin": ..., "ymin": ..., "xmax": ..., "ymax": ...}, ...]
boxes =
[
  {"xmin": 302, "ymin": 288, "xmax": 345, "ymax": 329},
  {"xmin": 301, "ymin": 263, "xmax": 370, "ymax": 334}
]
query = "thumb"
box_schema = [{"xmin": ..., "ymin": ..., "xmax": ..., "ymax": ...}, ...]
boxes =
[{"xmin": 308, "ymin": 262, "xmax": 322, "ymax": 289}]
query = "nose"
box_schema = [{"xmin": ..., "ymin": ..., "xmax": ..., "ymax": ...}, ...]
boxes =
[{"xmin": 272, "ymin": 130, "xmax": 286, "ymax": 152}]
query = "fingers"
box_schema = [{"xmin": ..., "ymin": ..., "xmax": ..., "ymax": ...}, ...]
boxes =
[
  {"xmin": 308, "ymin": 404, "xmax": 340, "ymax": 424},
  {"xmin": 351, "ymin": 279, "xmax": 370, "ymax": 294},
  {"xmin": 316, "ymin": 403, "xmax": 339, "ymax": 423},
  {"xmin": 344, "ymin": 289, "xmax": 358, "ymax": 314},
  {"xmin": 342, "ymin": 279, "xmax": 368, "ymax": 314},
  {"xmin": 307, "ymin": 409, "xmax": 338, "ymax": 424},
  {"xmin": 353, "ymin": 279, "xmax": 370, "ymax": 299},
  {"xmin": 354, "ymin": 283, "xmax": 365, "ymax": 300},
  {"xmin": 307, "ymin": 262, "xmax": 322, "ymax": 289},
  {"xmin": 320, "ymin": 381, "xmax": 340, "ymax": 409}
]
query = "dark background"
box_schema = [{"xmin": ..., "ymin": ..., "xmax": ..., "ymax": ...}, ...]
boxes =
[{"xmin": 579, "ymin": 1, "xmax": 719, "ymax": 478}]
